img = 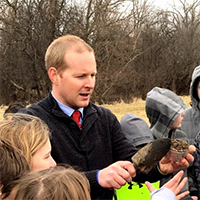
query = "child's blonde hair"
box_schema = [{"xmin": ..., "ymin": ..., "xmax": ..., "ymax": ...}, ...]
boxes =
[
  {"xmin": 10, "ymin": 165, "xmax": 91, "ymax": 200},
  {"xmin": 0, "ymin": 137, "xmax": 30, "ymax": 198},
  {"xmin": 0, "ymin": 113, "xmax": 51, "ymax": 167}
]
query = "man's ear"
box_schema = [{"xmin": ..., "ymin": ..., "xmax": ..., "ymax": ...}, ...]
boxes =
[{"xmin": 48, "ymin": 67, "xmax": 59, "ymax": 84}]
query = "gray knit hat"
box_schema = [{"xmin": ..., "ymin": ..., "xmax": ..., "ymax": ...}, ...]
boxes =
[{"xmin": 120, "ymin": 113, "xmax": 154, "ymax": 147}]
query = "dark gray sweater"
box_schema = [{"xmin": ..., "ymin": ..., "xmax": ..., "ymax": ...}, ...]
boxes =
[{"xmin": 20, "ymin": 92, "xmax": 165, "ymax": 200}]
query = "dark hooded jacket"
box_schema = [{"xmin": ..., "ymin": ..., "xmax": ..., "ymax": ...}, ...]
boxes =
[{"xmin": 120, "ymin": 113, "xmax": 154, "ymax": 148}]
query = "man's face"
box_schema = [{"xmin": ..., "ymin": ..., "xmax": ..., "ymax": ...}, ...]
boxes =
[{"xmin": 53, "ymin": 51, "xmax": 97, "ymax": 109}]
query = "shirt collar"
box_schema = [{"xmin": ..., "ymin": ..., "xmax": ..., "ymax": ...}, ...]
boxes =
[{"xmin": 51, "ymin": 91, "xmax": 84, "ymax": 117}]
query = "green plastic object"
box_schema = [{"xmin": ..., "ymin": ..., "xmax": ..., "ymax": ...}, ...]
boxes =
[{"xmin": 114, "ymin": 181, "xmax": 160, "ymax": 200}]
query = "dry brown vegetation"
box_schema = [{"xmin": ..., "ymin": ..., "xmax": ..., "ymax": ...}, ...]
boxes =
[
  {"xmin": 0, "ymin": 96, "xmax": 190, "ymax": 122},
  {"xmin": 102, "ymin": 96, "xmax": 191, "ymax": 124},
  {"xmin": 1, "ymin": 0, "xmax": 199, "ymax": 105}
]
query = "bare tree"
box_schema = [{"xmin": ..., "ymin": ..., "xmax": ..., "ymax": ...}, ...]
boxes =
[
  {"xmin": 149, "ymin": 0, "xmax": 200, "ymax": 93},
  {"xmin": 1, "ymin": 0, "xmax": 200, "ymax": 105},
  {"xmin": 0, "ymin": 0, "xmax": 65, "ymax": 104}
]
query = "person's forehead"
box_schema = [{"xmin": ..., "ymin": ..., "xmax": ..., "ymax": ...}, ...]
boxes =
[{"xmin": 64, "ymin": 50, "xmax": 96, "ymax": 65}]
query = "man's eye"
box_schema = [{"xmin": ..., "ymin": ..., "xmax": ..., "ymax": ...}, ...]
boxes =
[{"xmin": 77, "ymin": 75, "xmax": 85, "ymax": 78}]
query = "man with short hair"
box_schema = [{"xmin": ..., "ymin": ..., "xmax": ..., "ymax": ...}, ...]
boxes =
[{"xmin": 20, "ymin": 34, "xmax": 195, "ymax": 200}]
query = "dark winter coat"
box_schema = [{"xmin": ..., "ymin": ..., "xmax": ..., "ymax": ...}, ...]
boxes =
[{"xmin": 20, "ymin": 92, "xmax": 164, "ymax": 200}]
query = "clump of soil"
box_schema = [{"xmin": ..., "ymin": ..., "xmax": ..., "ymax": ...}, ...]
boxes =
[
  {"xmin": 170, "ymin": 139, "xmax": 189, "ymax": 152},
  {"xmin": 166, "ymin": 139, "xmax": 189, "ymax": 162}
]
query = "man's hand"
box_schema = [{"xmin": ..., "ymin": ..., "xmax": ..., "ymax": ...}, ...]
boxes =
[
  {"xmin": 98, "ymin": 161, "xmax": 136, "ymax": 189},
  {"xmin": 159, "ymin": 145, "xmax": 196, "ymax": 174}
]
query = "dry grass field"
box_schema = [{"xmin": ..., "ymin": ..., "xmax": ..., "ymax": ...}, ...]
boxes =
[
  {"xmin": 0, "ymin": 95, "xmax": 191, "ymax": 122},
  {"xmin": 101, "ymin": 95, "xmax": 191, "ymax": 124}
]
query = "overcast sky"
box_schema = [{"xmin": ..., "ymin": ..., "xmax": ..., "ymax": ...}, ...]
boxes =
[
  {"xmin": 152, "ymin": 0, "xmax": 186, "ymax": 9},
  {"xmin": 150, "ymin": 0, "xmax": 195, "ymax": 9}
]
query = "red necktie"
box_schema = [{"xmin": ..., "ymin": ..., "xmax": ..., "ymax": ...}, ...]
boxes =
[{"xmin": 72, "ymin": 110, "xmax": 81, "ymax": 128}]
